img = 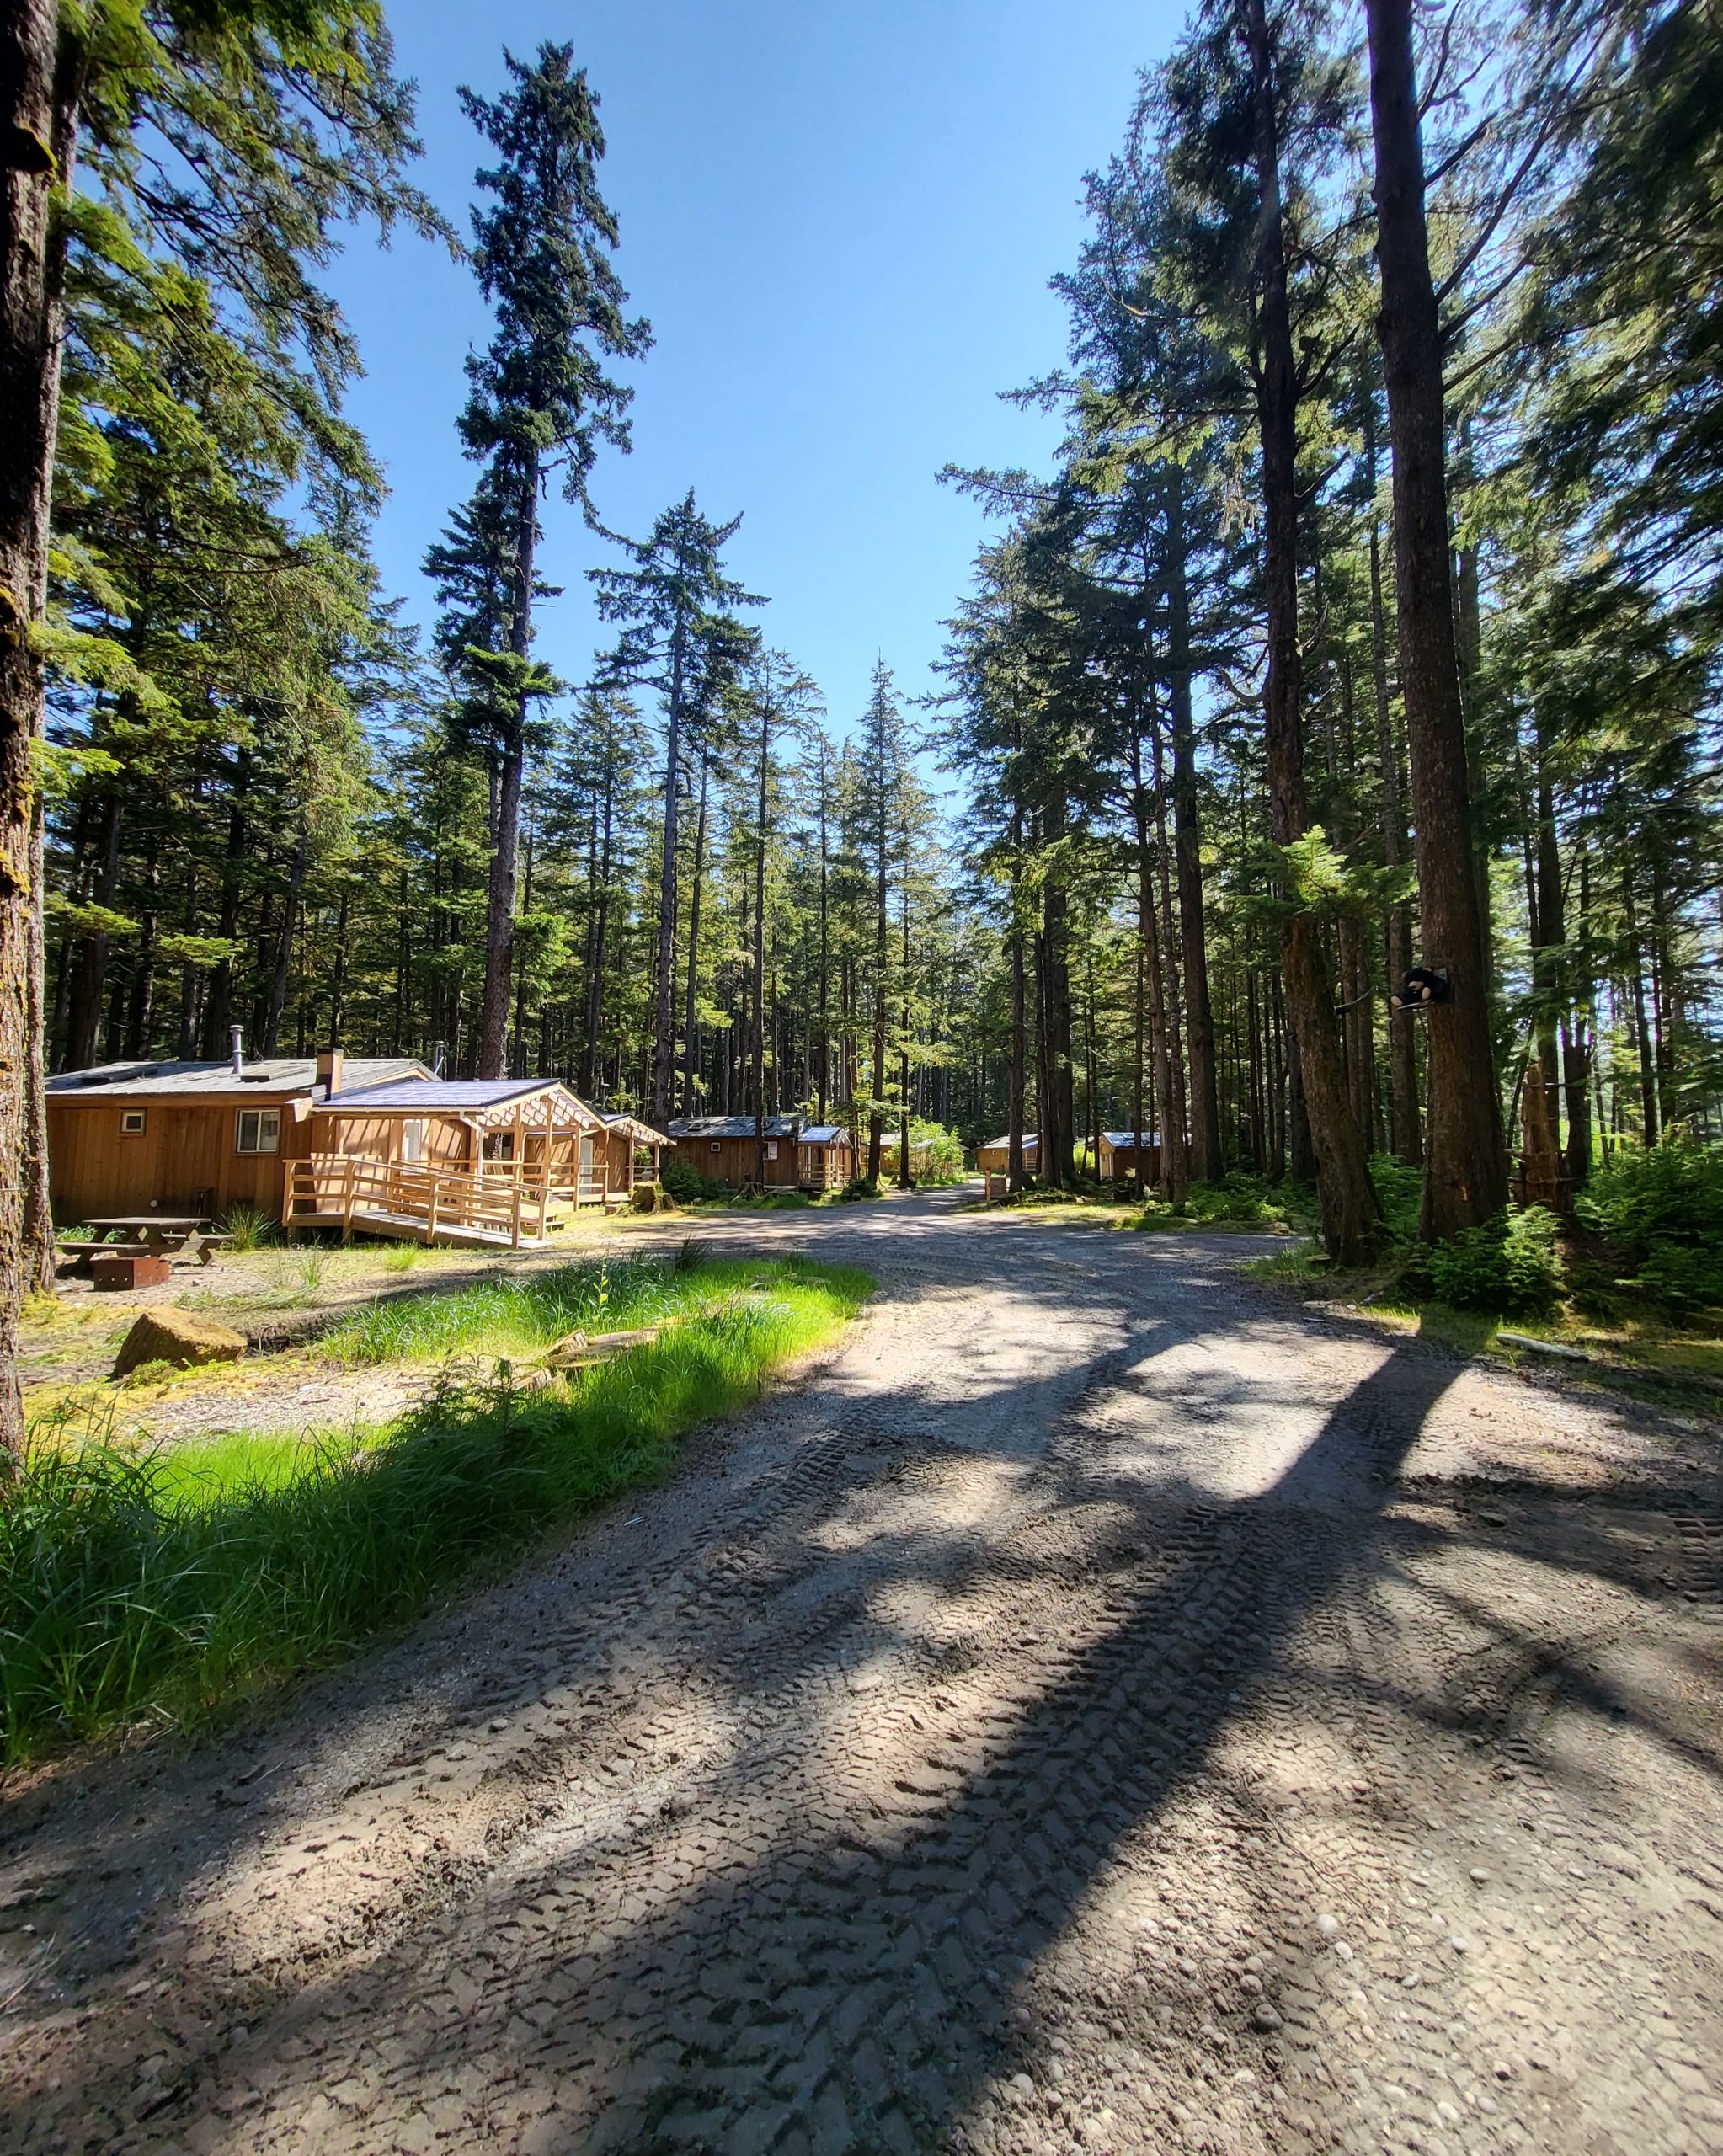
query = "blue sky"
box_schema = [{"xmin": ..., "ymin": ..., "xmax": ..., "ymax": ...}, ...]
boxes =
[{"xmin": 328, "ymin": 0, "xmax": 1182, "ymax": 737}]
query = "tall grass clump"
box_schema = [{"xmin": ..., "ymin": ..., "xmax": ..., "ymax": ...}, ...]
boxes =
[
  {"xmin": 218, "ymin": 1202, "xmax": 277, "ymax": 1253},
  {"xmin": 0, "ymin": 1257, "xmax": 870, "ymax": 1761}
]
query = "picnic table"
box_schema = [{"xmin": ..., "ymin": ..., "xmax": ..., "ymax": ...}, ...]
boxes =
[
  {"xmin": 82, "ymin": 1214, "xmax": 211, "ymax": 1251},
  {"xmin": 66, "ymin": 1216, "xmax": 227, "ymax": 1267}
]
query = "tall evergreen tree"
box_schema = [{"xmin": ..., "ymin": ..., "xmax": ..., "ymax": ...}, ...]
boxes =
[
  {"xmin": 1363, "ymin": 0, "xmax": 1510, "ymax": 1238},
  {"xmin": 435, "ymin": 41, "xmax": 648, "ymax": 1080},
  {"xmin": 591, "ymin": 491, "xmax": 760, "ymax": 1123}
]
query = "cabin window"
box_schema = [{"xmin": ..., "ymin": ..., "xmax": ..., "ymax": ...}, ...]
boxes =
[
  {"xmin": 711, "ymin": 1141, "xmax": 722, "ymax": 1154},
  {"xmin": 120, "ymin": 1109, "xmax": 146, "ymax": 1136},
  {"xmin": 765, "ymin": 1140, "xmax": 779, "ymax": 1161},
  {"xmin": 235, "ymin": 1107, "xmax": 280, "ymax": 1155},
  {"xmin": 483, "ymin": 1132, "xmax": 515, "ymax": 1161},
  {"xmin": 400, "ymin": 1119, "xmax": 426, "ymax": 1164}
]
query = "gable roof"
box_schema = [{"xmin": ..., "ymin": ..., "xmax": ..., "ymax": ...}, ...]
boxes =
[
  {"xmin": 319, "ymin": 1077, "xmax": 605, "ymax": 1127},
  {"xmin": 979, "ymin": 1131, "xmax": 1039, "ymax": 1152},
  {"xmin": 669, "ymin": 1115, "xmax": 847, "ymax": 1144},
  {"xmin": 49, "ymin": 1056, "xmax": 427, "ymax": 1100},
  {"xmin": 600, "ymin": 1112, "xmax": 675, "ymax": 1145},
  {"xmin": 1102, "ymin": 1131, "xmax": 1156, "ymax": 1149}
]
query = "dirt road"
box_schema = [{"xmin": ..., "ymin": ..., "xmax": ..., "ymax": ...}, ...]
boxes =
[{"xmin": 3, "ymin": 1190, "xmax": 1720, "ymax": 2154}]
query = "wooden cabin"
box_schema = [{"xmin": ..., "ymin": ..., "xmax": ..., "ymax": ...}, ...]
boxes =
[
  {"xmin": 668, "ymin": 1116, "xmax": 855, "ymax": 1192},
  {"xmin": 1098, "ymin": 1130, "xmax": 1161, "ymax": 1187},
  {"xmin": 974, "ymin": 1132, "xmax": 1038, "ymax": 1186},
  {"xmin": 47, "ymin": 1051, "xmax": 430, "ymax": 1225},
  {"xmin": 291, "ymin": 1073, "xmax": 622, "ymax": 1242}
]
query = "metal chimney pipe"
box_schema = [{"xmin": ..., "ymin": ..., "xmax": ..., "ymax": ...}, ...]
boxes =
[{"xmin": 230, "ymin": 1026, "xmax": 244, "ymax": 1075}]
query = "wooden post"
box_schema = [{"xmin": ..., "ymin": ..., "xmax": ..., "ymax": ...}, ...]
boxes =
[{"xmin": 426, "ymin": 1175, "xmax": 440, "ymax": 1242}]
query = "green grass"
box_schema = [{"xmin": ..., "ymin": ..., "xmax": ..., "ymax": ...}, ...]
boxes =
[
  {"xmin": 1242, "ymin": 1242, "xmax": 1323, "ymax": 1286},
  {"xmin": 0, "ymin": 1254, "xmax": 871, "ymax": 1762}
]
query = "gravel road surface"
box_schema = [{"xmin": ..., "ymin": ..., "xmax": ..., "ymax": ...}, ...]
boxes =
[{"xmin": 2, "ymin": 1188, "xmax": 1719, "ymax": 2155}]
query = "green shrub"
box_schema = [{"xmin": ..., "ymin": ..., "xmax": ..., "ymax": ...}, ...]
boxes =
[
  {"xmin": 1427, "ymin": 1206, "xmax": 1563, "ymax": 1318},
  {"xmin": 1576, "ymin": 1137, "xmax": 1723, "ymax": 1310},
  {"xmin": 840, "ymin": 1175, "xmax": 879, "ymax": 1202},
  {"xmin": 659, "ymin": 1158, "xmax": 721, "ymax": 1204}
]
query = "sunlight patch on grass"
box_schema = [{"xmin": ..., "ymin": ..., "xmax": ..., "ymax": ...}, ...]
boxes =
[{"xmin": 1, "ymin": 1255, "xmax": 872, "ymax": 1762}]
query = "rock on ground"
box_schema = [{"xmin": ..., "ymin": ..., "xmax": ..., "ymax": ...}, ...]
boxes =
[{"xmin": 110, "ymin": 1305, "xmax": 247, "ymax": 1378}]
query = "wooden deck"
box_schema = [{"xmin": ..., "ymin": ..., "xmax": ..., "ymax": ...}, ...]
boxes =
[{"xmin": 284, "ymin": 1156, "xmax": 563, "ymax": 1249}]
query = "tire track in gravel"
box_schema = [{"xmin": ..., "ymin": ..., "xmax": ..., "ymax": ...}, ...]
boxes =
[{"xmin": 2, "ymin": 1189, "xmax": 1719, "ymax": 2156}]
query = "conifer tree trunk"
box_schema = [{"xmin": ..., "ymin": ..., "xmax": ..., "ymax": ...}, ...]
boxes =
[
  {"xmin": 683, "ymin": 751, "xmax": 708, "ymax": 1116},
  {"xmin": 1564, "ymin": 842, "xmax": 1593, "ymax": 1185},
  {"xmin": 1364, "ymin": 0, "xmax": 1508, "ymax": 1238},
  {"xmin": 753, "ymin": 700, "xmax": 771, "ymax": 1187},
  {"xmin": 1365, "ymin": 415, "xmax": 1422, "ymax": 1165},
  {"xmin": 66, "ymin": 788, "xmax": 120, "ymax": 1070},
  {"xmin": 1150, "ymin": 710, "xmax": 1190, "ymax": 1203},
  {"xmin": 263, "ymin": 825, "xmax": 307, "ymax": 1056},
  {"xmin": 650, "ymin": 609, "xmax": 688, "ymax": 1127},
  {"xmin": 1, "ymin": 0, "xmax": 79, "ymax": 1456},
  {"xmin": 479, "ymin": 462, "xmax": 538, "ymax": 1081},
  {"xmin": 125, "ymin": 845, "xmax": 159, "ymax": 1058},
  {"xmin": 1007, "ymin": 801, "xmax": 1027, "ymax": 1192},
  {"xmin": 1522, "ymin": 720, "xmax": 1570, "ymax": 1211},
  {"xmin": 1166, "ymin": 470, "xmax": 1221, "ymax": 1181},
  {"xmin": 202, "ymin": 756, "xmax": 249, "ymax": 1056},
  {"xmin": 897, "ymin": 888, "xmax": 913, "ymax": 1188},
  {"xmin": 867, "ymin": 792, "xmax": 888, "ymax": 1184},
  {"xmin": 1246, "ymin": 0, "xmax": 1381, "ymax": 1264},
  {"xmin": 1040, "ymin": 809, "xmax": 1076, "ymax": 1189},
  {"xmin": 816, "ymin": 761, "xmax": 830, "ymax": 1122}
]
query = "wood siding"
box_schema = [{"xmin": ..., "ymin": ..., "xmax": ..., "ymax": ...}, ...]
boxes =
[
  {"xmin": 670, "ymin": 1134, "xmax": 853, "ymax": 1190},
  {"xmin": 48, "ymin": 1095, "xmax": 314, "ymax": 1223}
]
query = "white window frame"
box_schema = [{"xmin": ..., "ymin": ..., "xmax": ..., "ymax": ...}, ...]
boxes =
[
  {"xmin": 120, "ymin": 1108, "xmax": 146, "ymax": 1136},
  {"xmin": 400, "ymin": 1118, "xmax": 426, "ymax": 1164},
  {"xmin": 235, "ymin": 1107, "xmax": 280, "ymax": 1155},
  {"xmin": 765, "ymin": 1140, "xmax": 779, "ymax": 1161}
]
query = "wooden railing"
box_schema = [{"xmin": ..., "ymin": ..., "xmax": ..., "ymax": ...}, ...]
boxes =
[{"xmin": 283, "ymin": 1155, "xmax": 554, "ymax": 1246}]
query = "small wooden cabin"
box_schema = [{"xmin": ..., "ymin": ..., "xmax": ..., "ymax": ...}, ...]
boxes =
[
  {"xmin": 47, "ymin": 1052, "xmax": 430, "ymax": 1225},
  {"xmin": 297, "ymin": 1073, "xmax": 625, "ymax": 1241},
  {"xmin": 974, "ymin": 1132, "xmax": 1038, "ymax": 1177},
  {"xmin": 1098, "ymin": 1130, "xmax": 1161, "ymax": 1187},
  {"xmin": 668, "ymin": 1116, "xmax": 855, "ymax": 1191}
]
